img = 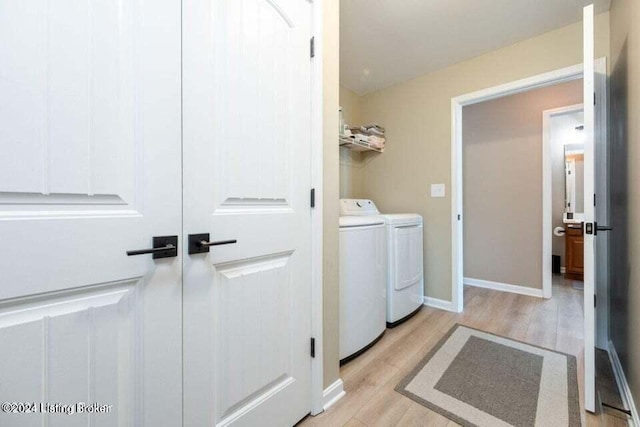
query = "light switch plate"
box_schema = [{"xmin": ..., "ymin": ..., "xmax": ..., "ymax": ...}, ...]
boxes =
[{"xmin": 431, "ymin": 184, "xmax": 445, "ymax": 198}]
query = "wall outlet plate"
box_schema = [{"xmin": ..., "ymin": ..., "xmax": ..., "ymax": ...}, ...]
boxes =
[{"xmin": 431, "ymin": 183, "xmax": 445, "ymax": 198}]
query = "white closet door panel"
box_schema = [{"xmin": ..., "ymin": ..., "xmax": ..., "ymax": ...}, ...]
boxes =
[
  {"xmin": 0, "ymin": 0, "xmax": 136, "ymax": 200},
  {"xmin": 0, "ymin": 0, "xmax": 48, "ymax": 193},
  {"xmin": 0, "ymin": 321, "xmax": 43, "ymax": 427},
  {"xmin": 183, "ymin": 0, "xmax": 314, "ymax": 425},
  {"xmin": 0, "ymin": 282, "xmax": 139, "ymax": 427}
]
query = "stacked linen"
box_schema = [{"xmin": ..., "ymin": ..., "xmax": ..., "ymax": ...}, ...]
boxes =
[
  {"xmin": 343, "ymin": 126, "xmax": 369, "ymax": 144},
  {"xmin": 344, "ymin": 123, "xmax": 386, "ymax": 150},
  {"xmin": 363, "ymin": 124, "xmax": 385, "ymax": 149}
]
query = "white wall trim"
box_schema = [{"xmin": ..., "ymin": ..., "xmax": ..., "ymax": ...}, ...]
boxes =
[
  {"xmin": 321, "ymin": 379, "xmax": 345, "ymax": 411},
  {"xmin": 464, "ymin": 277, "xmax": 545, "ymax": 298},
  {"xmin": 310, "ymin": 0, "xmax": 325, "ymax": 416},
  {"xmin": 542, "ymin": 103, "xmax": 584, "ymax": 300},
  {"xmin": 608, "ymin": 341, "xmax": 639, "ymax": 425},
  {"xmin": 423, "ymin": 296, "xmax": 456, "ymax": 312},
  {"xmin": 451, "ymin": 61, "xmax": 586, "ymax": 316}
]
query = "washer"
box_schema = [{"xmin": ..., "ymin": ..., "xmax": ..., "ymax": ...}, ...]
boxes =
[
  {"xmin": 339, "ymin": 199, "xmax": 386, "ymax": 363},
  {"xmin": 381, "ymin": 213, "xmax": 424, "ymax": 327}
]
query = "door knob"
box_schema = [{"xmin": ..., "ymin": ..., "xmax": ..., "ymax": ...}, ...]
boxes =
[
  {"xmin": 127, "ymin": 236, "xmax": 178, "ymax": 259},
  {"xmin": 188, "ymin": 233, "xmax": 237, "ymax": 254}
]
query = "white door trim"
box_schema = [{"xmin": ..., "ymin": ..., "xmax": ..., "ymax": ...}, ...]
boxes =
[
  {"xmin": 310, "ymin": 0, "xmax": 325, "ymax": 416},
  {"xmin": 451, "ymin": 62, "xmax": 586, "ymax": 313},
  {"xmin": 542, "ymin": 103, "xmax": 585, "ymax": 300}
]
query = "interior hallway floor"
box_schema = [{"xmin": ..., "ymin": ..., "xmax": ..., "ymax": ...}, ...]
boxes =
[{"xmin": 300, "ymin": 281, "xmax": 627, "ymax": 427}]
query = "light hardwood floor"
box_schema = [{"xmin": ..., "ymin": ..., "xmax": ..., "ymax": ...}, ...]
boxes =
[{"xmin": 299, "ymin": 283, "xmax": 627, "ymax": 427}]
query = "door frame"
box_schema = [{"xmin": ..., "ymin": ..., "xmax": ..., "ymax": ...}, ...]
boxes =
[
  {"xmin": 450, "ymin": 58, "xmax": 606, "ymax": 312},
  {"xmin": 542, "ymin": 103, "xmax": 585, "ymax": 299},
  {"xmin": 451, "ymin": 62, "xmax": 583, "ymax": 312},
  {"xmin": 310, "ymin": 0, "xmax": 325, "ymax": 416}
]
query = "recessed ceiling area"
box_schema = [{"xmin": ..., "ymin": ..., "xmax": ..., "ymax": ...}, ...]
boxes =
[{"xmin": 340, "ymin": 0, "xmax": 611, "ymax": 95}]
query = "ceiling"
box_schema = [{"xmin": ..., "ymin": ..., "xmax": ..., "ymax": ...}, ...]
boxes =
[{"xmin": 340, "ymin": 0, "xmax": 611, "ymax": 95}]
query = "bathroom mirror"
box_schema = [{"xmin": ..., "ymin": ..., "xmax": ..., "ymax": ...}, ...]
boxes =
[{"xmin": 564, "ymin": 143, "xmax": 584, "ymax": 214}]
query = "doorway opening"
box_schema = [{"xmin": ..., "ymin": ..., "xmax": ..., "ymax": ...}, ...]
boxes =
[
  {"xmin": 543, "ymin": 104, "xmax": 585, "ymax": 298},
  {"xmin": 460, "ymin": 79, "xmax": 583, "ymax": 304},
  {"xmin": 451, "ymin": 57, "xmax": 608, "ymax": 414},
  {"xmin": 450, "ymin": 58, "xmax": 606, "ymax": 311}
]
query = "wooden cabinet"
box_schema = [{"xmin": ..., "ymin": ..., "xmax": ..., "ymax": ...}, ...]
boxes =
[{"xmin": 565, "ymin": 224, "xmax": 584, "ymax": 281}]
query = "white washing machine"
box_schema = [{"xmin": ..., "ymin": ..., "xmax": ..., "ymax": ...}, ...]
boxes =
[{"xmin": 339, "ymin": 200, "xmax": 386, "ymax": 363}]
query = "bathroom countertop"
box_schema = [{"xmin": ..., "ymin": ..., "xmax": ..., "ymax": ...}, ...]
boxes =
[
  {"xmin": 563, "ymin": 213, "xmax": 585, "ymax": 225},
  {"xmin": 563, "ymin": 218, "xmax": 584, "ymax": 225}
]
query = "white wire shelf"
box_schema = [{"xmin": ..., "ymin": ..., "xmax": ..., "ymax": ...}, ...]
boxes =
[{"xmin": 339, "ymin": 135, "xmax": 384, "ymax": 153}]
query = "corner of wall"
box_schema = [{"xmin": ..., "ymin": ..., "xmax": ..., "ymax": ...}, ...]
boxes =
[{"xmin": 322, "ymin": 0, "xmax": 341, "ymax": 390}]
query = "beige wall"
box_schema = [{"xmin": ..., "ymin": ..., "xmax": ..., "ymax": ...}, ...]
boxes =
[
  {"xmin": 355, "ymin": 13, "xmax": 610, "ymax": 301},
  {"xmin": 322, "ymin": 0, "xmax": 340, "ymax": 388},
  {"xmin": 463, "ymin": 80, "xmax": 582, "ymax": 289},
  {"xmin": 340, "ymin": 85, "xmax": 361, "ymax": 125},
  {"xmin": 609, "ymin": 0, "xmax": 640, "ymax": 413},
  {"xmin": 339, "ymin": 86, "xmax": 365, "ymax": 198}
]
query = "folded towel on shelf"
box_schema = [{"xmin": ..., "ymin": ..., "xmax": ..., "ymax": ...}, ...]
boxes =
[
  {"xmin": 367, "ymin": 128, "xmax": 385, "ymax": 137},
  {"xmin": 363, "ymin": 123, "xmax": 385, "ymax": 133},
  {"xmin": 367, "ymin": 135, "xmax": 386, "ymax": 149},
  {"xmin": 340, "ymin": 123, "xmax": 386, "ymax": 151},
  {"xmin": 353, "ymin": 134, "xmax": 369, "ymax": 143},
  {"xmin": 347, "ymin": 126, "xmax": 370, "ymax": 136}
]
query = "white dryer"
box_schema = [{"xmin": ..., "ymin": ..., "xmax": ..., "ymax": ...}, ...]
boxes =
[
  {"xmin": 339, "ymin": 199, "xmax": 386, "ymax": 363},
  {"xmin": 381, "ymin": 213, "xmax": 424, "ymax": 326}
]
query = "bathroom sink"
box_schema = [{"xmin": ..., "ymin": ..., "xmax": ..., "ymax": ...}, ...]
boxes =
[{"xmin": 563, "ymin": 213, "xmax": 585, "ymax": 224}]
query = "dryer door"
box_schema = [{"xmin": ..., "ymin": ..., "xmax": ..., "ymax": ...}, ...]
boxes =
[{"xmin": 393, "ymin": 225, "xmax": 424, "ymax": 290}]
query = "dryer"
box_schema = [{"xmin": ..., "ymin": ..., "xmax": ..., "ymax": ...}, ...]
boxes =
[
  {"xmin": 339, "ymin": 200, "xmax": 386, "ymax": 363},
  {"xmin": 381, "ymin": 213, "xmax": 424, "ymax": 326}
]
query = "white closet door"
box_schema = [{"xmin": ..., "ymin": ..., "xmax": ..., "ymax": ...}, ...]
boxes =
[
  {"xmin": 0, "ymin": 0, "xmax": 182, "ymax": 425},
  {"xmin": 182, "ymin": 0, "xmax": 314, "ymax": 425}
]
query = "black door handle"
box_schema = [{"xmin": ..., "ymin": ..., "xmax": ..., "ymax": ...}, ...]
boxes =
[
  {"xmin": 188, "ymin": 233, "xmax": 237, "ymax": 254},
  {"xmin": 199, "ymin": 239, "xmax": 237, "ymax": 247},
  {"xmin": 595, "ymin": 222, "xmax": 612, "ymax": 236},
  {"xmin": 127, "ymin": 236, "xmax": 178, "ymax": 259}
]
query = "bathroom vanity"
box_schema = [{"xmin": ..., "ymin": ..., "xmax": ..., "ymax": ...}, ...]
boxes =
[
  {"xmin": 564, "ymin": 222, "xmax": 584, "ymax": 281},
  {"xmin": 562, "ymin": 142, "xmax": 585, "ymax": 282}
]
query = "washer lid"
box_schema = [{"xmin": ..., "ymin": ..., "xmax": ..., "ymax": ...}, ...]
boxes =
[
  {"xmin": 339, "ymin": 215, "xmax": 385, "ymax": 228},
  {"xmin": 381, "ymin": 213, "xmax": 423, "ymax": 226}
]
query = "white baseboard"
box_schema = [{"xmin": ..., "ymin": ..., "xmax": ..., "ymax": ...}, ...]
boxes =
[
  {"xmin": 423, "ymin": 296, "xmax": 456, "ymax": 312},
  {"xmin": 464, "ymin": 277, "xmax": 544, "ymax": 298},
  {"xmin": 608, "ymin": 341, "xmax": 639, "ymax": 425},
  {"xmin": 322, "ymin": 379, "xmax": 345, "ymax": 411}
]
